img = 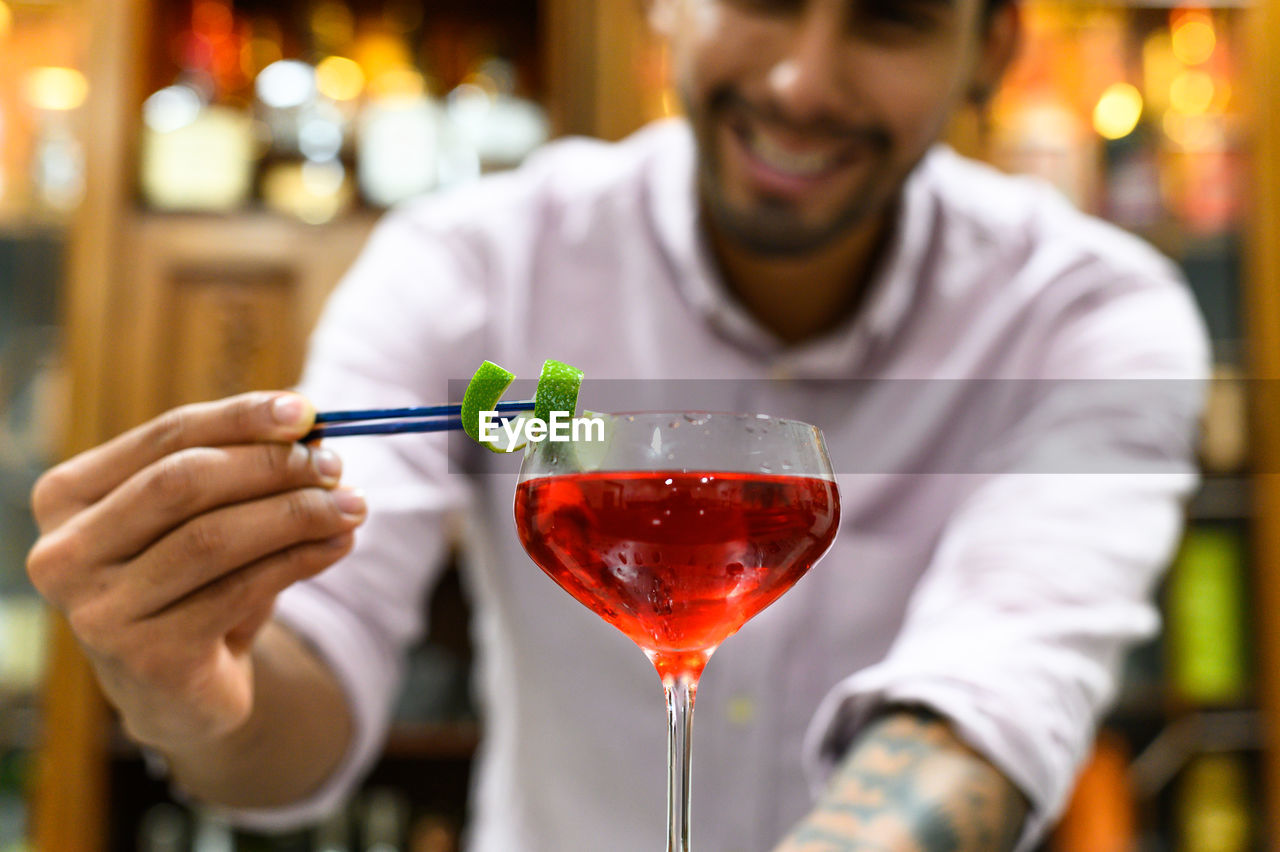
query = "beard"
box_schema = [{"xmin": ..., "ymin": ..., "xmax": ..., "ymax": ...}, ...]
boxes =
[{"xmin": 686, "ymin": 85, "xmax": 898, "ymax": 258}]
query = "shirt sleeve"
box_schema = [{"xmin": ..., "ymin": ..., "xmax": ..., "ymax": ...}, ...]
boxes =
[
  {"xmin": 210, "ymin": 206, "xmax": 489, "ymax": 830},
  {"xmin": 802, "ymin": 274, "xmax": 1211, "ymax": 850}
]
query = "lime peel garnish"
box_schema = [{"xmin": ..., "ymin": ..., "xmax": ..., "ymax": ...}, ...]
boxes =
[
  {"xmin": 533, "ymin": 359, "xmax": 585, "ymax": 426},
  {"xmin": 461, "ymin": 358, "xmax": 585, "ymax": 453},
  {"xmin": 462, "ymin": 360, "xmax": 516, "ymax": 452}
]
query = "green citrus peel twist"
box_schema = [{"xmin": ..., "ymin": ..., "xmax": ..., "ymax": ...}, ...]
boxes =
[
  {"xmin": 461, "ymin": 358, "xmax": 583, "ymax": 453},
  {"xmin": 534, "ymin": 359, "xmax": 585, "ymax": 425},
  {"xmin": 461, "ymin": 360, "xmax": 516, "ymax": 450}
]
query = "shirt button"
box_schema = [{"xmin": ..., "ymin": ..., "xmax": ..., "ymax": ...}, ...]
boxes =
[{"xmin": 727, "ymin": 696, "xmax": 756, "ymax": 726}]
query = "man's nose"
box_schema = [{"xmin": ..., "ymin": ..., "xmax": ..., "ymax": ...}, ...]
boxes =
[{"xmin": 765, "ymin": 2, "xmax": 851, "ymax": 123}]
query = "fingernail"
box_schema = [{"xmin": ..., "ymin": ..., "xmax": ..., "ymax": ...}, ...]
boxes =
[
  {"xmin": 333, "ymin": 488, "xmax": 367, "ymax": 519},
  {"xmin": 272, "ymin": 395, "xmax": 306, "ymax": 426},
  {"xmin": 312, "ymin": 447, "xmax": 342, "ymax": 484}
]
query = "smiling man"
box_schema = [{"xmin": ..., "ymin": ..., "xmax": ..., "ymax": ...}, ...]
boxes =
[
  {"xmin": 679, "ymin": 0, "xmax": 1018, "ymax": 346},
  {"xmin": 28, "ymin": 1, "xmax": 1206, "ymax": 851}
]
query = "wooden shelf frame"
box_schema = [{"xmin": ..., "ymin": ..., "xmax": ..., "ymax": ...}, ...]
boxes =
[{"xmin": 1244, "ymin": 0, "xmax": 1280, "ymax": 844}]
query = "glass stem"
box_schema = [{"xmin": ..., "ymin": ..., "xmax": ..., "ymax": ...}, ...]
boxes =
[{"xmin": 663, "ymin": 674, "xmax": 698, "ymax": 852}]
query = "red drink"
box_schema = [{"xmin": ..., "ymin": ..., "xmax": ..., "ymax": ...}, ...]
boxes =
[{"xmin": 515, "ymin": 471, "xmax": 840, "ymax": 681}]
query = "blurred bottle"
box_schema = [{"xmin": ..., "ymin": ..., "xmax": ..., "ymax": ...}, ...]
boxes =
[
  {"xmin": 1051, "ymin": 732, "xmax": 1136, "ymax": 852},
  {"xmin": 444, "ymin": 58, "xmax": 548, "ymax": 172},
  {"xmin": 357, "ymin": 85, "xmax": 469, "ymax": 206},
  {"xmin": 1200, "ymin": 363, "xmax": 1248, "ymax": 474},
  {"xmin": 315, "ymin": 804, "xmax": 353, "ymax": 852},
  {"xmin": 21, "ymin": 67, "xmax": 88, "ymax": 215},
  {"xmin": 359, "ymin": 788, "xmax": 409, "ymax": 852},
  {"xmin": 1101, "ymin": 125, "xmax": 1162, "ymax": 233},
  {"xmin": 0, "ymin": 596, "xmax": 47, "ymax": 693},
  {"xmin": 191, "ymin": 811, "xmax": 233, "ymax": 852},
  {"xmin": 1155, "ymin": 9, "xmax": 1242, "ymax": 238},
  {"xmin": 0, "ymin": 748, "xmax": 31, "ymax": 852},
  {"xmin": 991, "ymin": 90, "xmax": 1097, "ymax": 211},
  {"xmin": 352, "ymin": 16, "xmax": 466, "ymax": 207},
  {"xmin": 987, "ymin": 5, "xmax": 1100, "ymax": 211},
  {"xmin": 139, "ymin": 2, "xmax": 255, "ymax": 212},
  {"xmin": 407, "ymin": 814, "xmax": 456, "ymax": 852},
  {"xmin": 138, "ymin": 803, "xmax": 190, "ymax": 852},
  {"xmin": 248, "ymin": 0, "xmax": 363, "ymax": 222},
  {"xmin": 255, "ymin": 57, "xmax": 354, "ymax": 223},
  {"xmin": 140, "ymin": 82, "xmax": 255, "ymax": 212},
  {"xmin": 1176, "ymin": 754, "xmax": 1251, "ymax": 852},
  {"xmin": 1165, "ymin": 525, "xmax": 1249, "ymax": 706}
]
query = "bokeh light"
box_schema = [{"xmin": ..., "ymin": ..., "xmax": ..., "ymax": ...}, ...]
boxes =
[
  {"xmin": 298, "ymin": 117, "xmax": 344, "ymax": 161},
  {"xmin": 367, "ymin": 67, "xmax": 426, "ymax": 100},
  {"xmin": 1170, "ymin": 70, "xmax": 1216, "ymax": 115},
  {"xmin": 1142, "ymin": 31, "xmax": 1178, "ymax": 114},
  {"xmin": 143, "ymin": 85, "xmax": 203, "ymax": 133},
  {"xmin": 192, "ymin": 0, "xmax": 234, "ymax": 42},
  {"xmin": 353, "ymin": 32, "xmax": 414, "ymax": 84},
  {"xmin": 0, "ymin": 2, "xmax": 13, "ymax": 40},
  {"xmin": 1163, "ymin": 112, "xmax": 1225, "ymax": 152},
  {"xmin": 22, "ymin": 67, "xmax": 89, "ymax": 112},
  {"xmin": 1172, "ymin": 18, "xmax": 1216, "ymax": 66},
  {"xmin": 316, "ymin": 56, "xmax": 365, "ymax": 101},
  {"xmin": 310, "ymin": 1, "xmax": 354, "ymax": 48},
  {"xmin": 255, "ymin": 60, "xmax": 316, "ymax": 109},
  {"xmin": 1093, "ymin": 83, "xmax": 1143, "ymax": 140}
]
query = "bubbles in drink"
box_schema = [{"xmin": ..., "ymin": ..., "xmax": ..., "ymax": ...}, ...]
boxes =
[{"xmin": 514, "ymin": 471, "xmax": 840, "ymax": 681}]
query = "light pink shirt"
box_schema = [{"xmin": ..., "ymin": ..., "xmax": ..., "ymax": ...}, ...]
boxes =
[{"xmin": 224, "ymin": 120, "xmax": 1208, "ymax": 851}]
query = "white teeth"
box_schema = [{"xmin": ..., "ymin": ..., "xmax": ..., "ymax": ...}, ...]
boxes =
[{"xmin": 745, "ymin": 129, "xmax": 839, "ymax": 177}]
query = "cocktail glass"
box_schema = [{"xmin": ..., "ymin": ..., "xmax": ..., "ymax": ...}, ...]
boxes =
[{"xmin": 514, "ymin": 412, "xmax": 841, "ymax": 851}]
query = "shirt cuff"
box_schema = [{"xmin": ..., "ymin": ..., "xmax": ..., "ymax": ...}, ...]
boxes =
[
  {"xmin": 202, "ymin": 581, "xmax": 401, "ymax": 831},
  {"xmin": 802, "ymin": 664, "xmax": 1079, "ymax": 852}
]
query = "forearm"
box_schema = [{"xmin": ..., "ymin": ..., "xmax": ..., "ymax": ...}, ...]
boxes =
[
  {"xmin": 159, "ymin": 621, "xmax": 353, "ymax": 809},
  {"xmin": 778, "ymin": 707, "xmax": 1029, "ymax": 852}
]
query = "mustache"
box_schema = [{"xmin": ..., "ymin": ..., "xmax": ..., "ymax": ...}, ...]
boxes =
[{"xmin": 708, "ymin": 87, "xmax": 892, "ymax": 152}]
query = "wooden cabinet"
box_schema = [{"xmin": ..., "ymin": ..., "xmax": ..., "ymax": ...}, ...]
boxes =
[
  {"xmin": 117, "ymin": 213, "xmax": 377, "ymax": 415},
  {"xmin": 34, "ymin": 1, "xmax": 657, "ymax": 850}
]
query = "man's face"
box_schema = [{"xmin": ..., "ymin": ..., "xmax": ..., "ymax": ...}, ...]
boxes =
[{"xmin": 657, "ymin": 0, "xmax": 1011, "ymax": 256}]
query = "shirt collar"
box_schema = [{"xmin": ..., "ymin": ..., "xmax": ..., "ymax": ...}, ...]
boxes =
[{"xmin": 646, "ymin": 119, "xmax": 940, "ymax": 378}]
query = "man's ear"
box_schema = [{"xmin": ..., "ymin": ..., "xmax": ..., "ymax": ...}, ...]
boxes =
[{"xmin": 969, "ymin": 3, "xmax": 1021, "ymax": 106}]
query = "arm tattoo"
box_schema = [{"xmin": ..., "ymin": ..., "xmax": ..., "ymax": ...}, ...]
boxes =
[{"xmin": 778, "ymin": 707, "xmax": 1029, "ymax": 852}]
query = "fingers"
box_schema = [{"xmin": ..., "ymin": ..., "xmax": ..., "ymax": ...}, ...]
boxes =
[
  {"xmin": 224, "ymin": 599, "xmax": 278, "ymax": 657},
  {"xmin": 32, "ymin": 392, "xmax": 316, "ymax": 530},
  {"xmin": 110, "ymin": 485, "xmax": 366, "ymax": 621},
  {"xmin": 151, "ymin": 532, "xmax": 356, "ymax": 646},
  {"xmin": 62, "ymin": 440, "xmax": 345, "ymax": 566}
]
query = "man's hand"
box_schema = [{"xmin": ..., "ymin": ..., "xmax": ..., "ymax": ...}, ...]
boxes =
[
  {"xmin": 774, "ymin": 708, "xmax": 1029, "ymax": 852},
  {"xmin": 26, "ymin": 392, "xmax": 366, "ymax": 755}
]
